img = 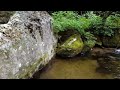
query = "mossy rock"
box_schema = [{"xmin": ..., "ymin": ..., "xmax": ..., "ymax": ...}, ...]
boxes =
[
  {"xmin": 102, "ymin": 30, "xmax": 120, "ymax": 48},
  {"xmin": 57, "ymin": 34, "xmax": 84, "ymax": 57}
]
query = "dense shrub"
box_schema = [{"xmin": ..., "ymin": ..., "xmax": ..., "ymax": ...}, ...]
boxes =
[
  {"xmin": 51, "ymin": 11, "xmax": 120, "ymax": 47},
  {"xmin": 52, "ymin": 11, "xmax": 87, "ymax": 34},
  {"xmin": 51, "ymin": 11, "xmax": 100, "ymax": 46},
  {"xmin": 91, "ymin": 11, "xmax": 120, "ymax": 37}
]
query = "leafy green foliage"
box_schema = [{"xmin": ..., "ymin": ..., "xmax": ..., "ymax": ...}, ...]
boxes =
[
  {"xmin": 51, "ymin": 11, "xmax": 120, "ymax": 48},
  {"xmin": 84, "ymin": 11, "xmax": 102, "ymax": 27},
  {"xmin": 52, "ymin": 11, "xmax": 89, "ymax": 35},
  {"xmin": 90, "ymin": 11, "xmax": 120, "ymax": 37},
  {"xmin": 83, "ymin": 32, "xmax": 97, "ymax": 41},
  {"xmin": 84, "ymin": 40, "xmax": 96, "ymax": 48},
  {"xmin": 83, "ymin": 32, "xmax": 97, "ymax": 47},
  {"xmin": 91, "ymin": 24, "xmax": 114, "ymax": 36},
  {"xmin": 105, "ymin": 14, "xmax": 120, "ymax": 28},
  {"xmin": 51, "ymin": 11, "xmax": 101, "ymax": 48},
  {"xmin": 87, "ymin": 17, "xmax": 113, "ymax": 36}
]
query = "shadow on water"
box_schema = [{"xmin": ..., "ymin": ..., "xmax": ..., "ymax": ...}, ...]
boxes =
[{"xmin": 32, "ymin": 54, "xmax": 114, "ymax": 79}]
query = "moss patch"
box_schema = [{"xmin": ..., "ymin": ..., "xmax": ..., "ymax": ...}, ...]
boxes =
[
  {"xmin": 13, "ymin": 54, "xmax": 48, "ymax": 79},
  {"xmin": 57, "ymin": 34, "xmax": 84, "ymax": 57}
]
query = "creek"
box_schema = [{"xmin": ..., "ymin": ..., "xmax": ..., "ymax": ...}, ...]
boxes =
[{"xmin": 32, "ymin": 53, "xmax": 114, "ymax": 79}]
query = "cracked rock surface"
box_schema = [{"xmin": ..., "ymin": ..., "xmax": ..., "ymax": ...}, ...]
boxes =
[{"xmin": 0, "ymin": 11, "xmax": 57, "ymax": 79}]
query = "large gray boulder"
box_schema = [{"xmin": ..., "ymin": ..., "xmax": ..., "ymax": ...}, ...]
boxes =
[{"xmin": 0, "ymin": 11, "xmax": 57, "ymax": 79}]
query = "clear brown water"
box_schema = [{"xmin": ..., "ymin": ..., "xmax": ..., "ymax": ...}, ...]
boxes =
[{"xmin": 33, "ymin": 56, "xmax": 114, "ymax": 79}]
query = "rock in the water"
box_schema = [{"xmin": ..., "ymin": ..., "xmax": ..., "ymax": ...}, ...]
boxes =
[
  {"xmin": 57, "ymin": 34, "xmax": 84, "ymax": 57},
  {"xmin": 114, "ymin": 49, "xmax": 120, "ymax": 54},
  {"xmin": 90, "ymin": 47, "xmax": 115, "ymax": 58},
  {"xmin": 0, "ymin": 11, "xmax": 57, "ymax": 79},
  {"xmin": 97, "ymin": 54, "xmax": 120, "ymax": 79}
]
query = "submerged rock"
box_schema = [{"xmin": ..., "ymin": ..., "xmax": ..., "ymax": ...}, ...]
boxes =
[
  {"xmin": 90, "ymin": 47, "xmax": 115, "ymax": 58},
  {"xmin": 0, "ymin": 11, "xmax": 57, "ymax": 79},
  {"xmin": 97, "ymin": 54, "xmax": 120, "ymax": 79},
  {"xmin": 57, "ymin": 34, "xmax": 84, "ymax": 57}
]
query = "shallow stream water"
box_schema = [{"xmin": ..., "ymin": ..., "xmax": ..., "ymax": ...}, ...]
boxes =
[{"xmin": 32, "ymin": 56, "xmax": 113, "ymax": 79}]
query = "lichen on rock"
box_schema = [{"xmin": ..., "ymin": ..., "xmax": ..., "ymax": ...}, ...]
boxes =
[{"xmin": 0, "ymin": 11, "xmax": 57, "ymax": 79}]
